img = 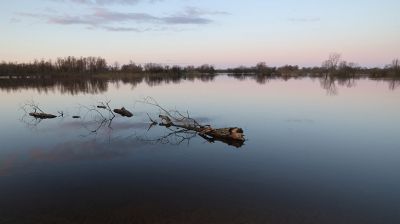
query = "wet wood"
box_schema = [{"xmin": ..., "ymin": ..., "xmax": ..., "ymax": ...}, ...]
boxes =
[
  {"xmin": 198, "ymin": 133, "xmax": 244, "ymax": 148},
  {"xmin": 159, "ymin": 115, "xmax": 245, "ymax": 145},
  {"xmin": 29, "ymin": 112, "xmax": 57, "ymax": 119},
  {"xmin": 113, "ymin": 107, "xmax": 133, "ymax": 117}
]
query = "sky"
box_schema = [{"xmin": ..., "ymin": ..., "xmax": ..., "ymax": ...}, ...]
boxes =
[{"xmin": 1, "ymin": 0, "xmax": 399, "ymax": 68}]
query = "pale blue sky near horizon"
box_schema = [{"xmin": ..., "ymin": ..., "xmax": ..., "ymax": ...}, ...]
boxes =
[{"xmin": 1, "ymin": 0, "xmax": 399, "ymax": 68}]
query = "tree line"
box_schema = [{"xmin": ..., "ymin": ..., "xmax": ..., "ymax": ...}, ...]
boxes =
[
  {"xmin": 0, "ymin": 55, "xmax": 399, "ymax": 77},
  {"xmin": 0, "ymin": 56, "xmax": 216, "ymax": 76},
  {"xmin": 225, "ymin": 54, "xmax": 400, "ymax": 78}
]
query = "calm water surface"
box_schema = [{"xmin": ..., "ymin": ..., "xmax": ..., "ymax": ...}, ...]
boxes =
[{"xmin": 0, "ymin": 75, "xmax": 399, "ymax": 224}]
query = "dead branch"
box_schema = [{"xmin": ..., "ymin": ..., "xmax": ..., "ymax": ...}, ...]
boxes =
[
  {"xmin": 22, "ymin": 100, "xmax": 45, "ymax": 113},
  {"xmin": 98, "ymin": 100, "xmax": 116, "ymax": 117},
  {"xmin": 140, "ymin": 97, "xmax": 173, "ymax": 118},
  {"xmin": 146, "ymin": 113, "xmax": 158, "ymax": 131},
  {"xmin": 146, "ymin": 113, "xmax": 157, "ymax": 124},
  {"xmin": 20, "ymin": 98, "xmax": 246, "ymax": 147},
  {"xmin": 140, "ymin": 97, "xmax": 246, "ymax": 147},
  {"xmin": 21, "ymin": 100, "xmax": 60, "ymax": 120}
]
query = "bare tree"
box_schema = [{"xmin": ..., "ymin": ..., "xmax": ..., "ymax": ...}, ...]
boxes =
[
  {"xmin": 322, "ymin": 53, "xmax": 342, "ymax": 71},
  {"xmin": 392, "ymin": 58, "xmax": 399, "ymax": 70}
]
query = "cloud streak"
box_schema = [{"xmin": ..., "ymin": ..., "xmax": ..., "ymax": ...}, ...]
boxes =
[
  {"xmin": 50, "ymin": 0, "xmax": 163, "ymax": 5},
  {"xmin": 17, "ymin": 7, "xmax": 227, "ymax": 31}
]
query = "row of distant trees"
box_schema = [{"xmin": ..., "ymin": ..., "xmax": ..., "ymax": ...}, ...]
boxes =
[
  {"xmin": 119, "ymin": 61, "xmax": 216, "ymax": 74},
  {"xmin": 0, "ymin": 56, "xmax": 216, "ymax": 76},
  {"xmin": 0, "ymin": 55, "xmax": 399, "ymax": 77},
  {"xmin": 226, "ymin": 54, "xmax": 400, "ymax": 78},
  {"xmin": 0, "ymin": 57, "xmax": 108, "ymax": 76}
]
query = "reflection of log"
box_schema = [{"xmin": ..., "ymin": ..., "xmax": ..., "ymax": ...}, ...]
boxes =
[
  {"xmin": 198, "ymin": 133, "xmax": 244, "ymax": 148},
  {"xmin": 29, "ymin": 112, "xmax": 57, "ymax": 119},
  {"xmin": 113, "ymin": 107, "xmax": 133, "ymax": 117},
  {"xmin": 159, "ymin": 115, "xmax": 245, "ymax": 146}
]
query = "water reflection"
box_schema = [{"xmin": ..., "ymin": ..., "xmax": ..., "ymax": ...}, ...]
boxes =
[
  {"xmin": 4, "ymin": 114, "xmax": 240, "ymax": 177},
  {"xmin": 319, "ymin": 75, "xmax": 357, "ymax": 95},
  {"xmin": 19, "ymin": 98, "xmax": 244, "ymax": 152},
  {"xmin": 1, "ymin": 73, "xmax": 399, "ymax": 95},
  {"xmin": 0, "ymin": 138, "xmax": 146, "ymax": 176},
  {"xmin": 1, "ymin": 73, "xmax": 400, "ymax": 224},
  {"xmin": 0, "ymin": 76, "xmax": 108, "ymax": 94}
]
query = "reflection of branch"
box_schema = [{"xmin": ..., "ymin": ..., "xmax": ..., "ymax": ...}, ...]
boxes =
[
  {"xmin": 139, "ymin": 97, "xmax": 245, "ymax": 148},
  {"xmin": 198, "ymin": 133, "xmax": 245, "ymax": 148},
  {"xmin": 80, "ymin": 117, "xmax": 114, "ymax": 138},
  {"xmin": 138, "ymin": 127, "xmax": 198, "ymax": 146},
  {"xmin": 146, "ymin": 113, "xmax": 157, "ymax": 131},
  {"xmin": 78, "ymin": 101, "xmax": 116, "ymax": 137},
  {"xmin": 19, "ymin": 113, "xmax": 43, "ymax": 130}
]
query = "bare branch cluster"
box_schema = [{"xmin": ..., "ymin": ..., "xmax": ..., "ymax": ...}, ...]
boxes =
[
  {"xmin": 19, "ymin": 97, "xmax": 245, "ymax": 148},
  {"xmin": 139, "ymin": 97, "xmax": 245, "ymax": 148}
]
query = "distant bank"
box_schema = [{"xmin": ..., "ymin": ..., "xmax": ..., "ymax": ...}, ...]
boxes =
[{"xmin": 1, "ymin": 54, "xmax": 399, "ymax": 78}]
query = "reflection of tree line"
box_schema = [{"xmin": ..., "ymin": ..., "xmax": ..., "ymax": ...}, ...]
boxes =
[
  {"xmin": 0, "ymin": 73, "xmax": 217, "ymax": 95},
  {"xmin": 226, "ymin": 73, "xmax": 399, "ymax": 94},
  {"xmin": 0, "ymin": 72, "xmax": 399, "ymax": 95},
  {"xmin": 0, "ymin": 76, "xmax": 109, "ymax": 95}
]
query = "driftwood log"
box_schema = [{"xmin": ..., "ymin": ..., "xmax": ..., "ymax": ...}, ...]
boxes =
[
  {"xmin": 113, "ymin": 107, "xmax": 133, "ymax": 117},
  {"xmin": 159, "ymin": 115, "xmax": 245, "ymax": 147},
  {"xmin": 29, "ymin": 112, "xmax": 57, "ymax": 119}
]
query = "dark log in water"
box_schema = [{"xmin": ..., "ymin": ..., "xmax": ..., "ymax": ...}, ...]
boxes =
[
  {"xmin": 114, "ymin": 107, "xmax": 133, "ymax": 117},
  {"xmin": 29, "ymin": 112, "xmax": 57, "ymax": 119},
  {"xmin": 159, "ymin": 115, "xmax": 245, "ymax": 146}
]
